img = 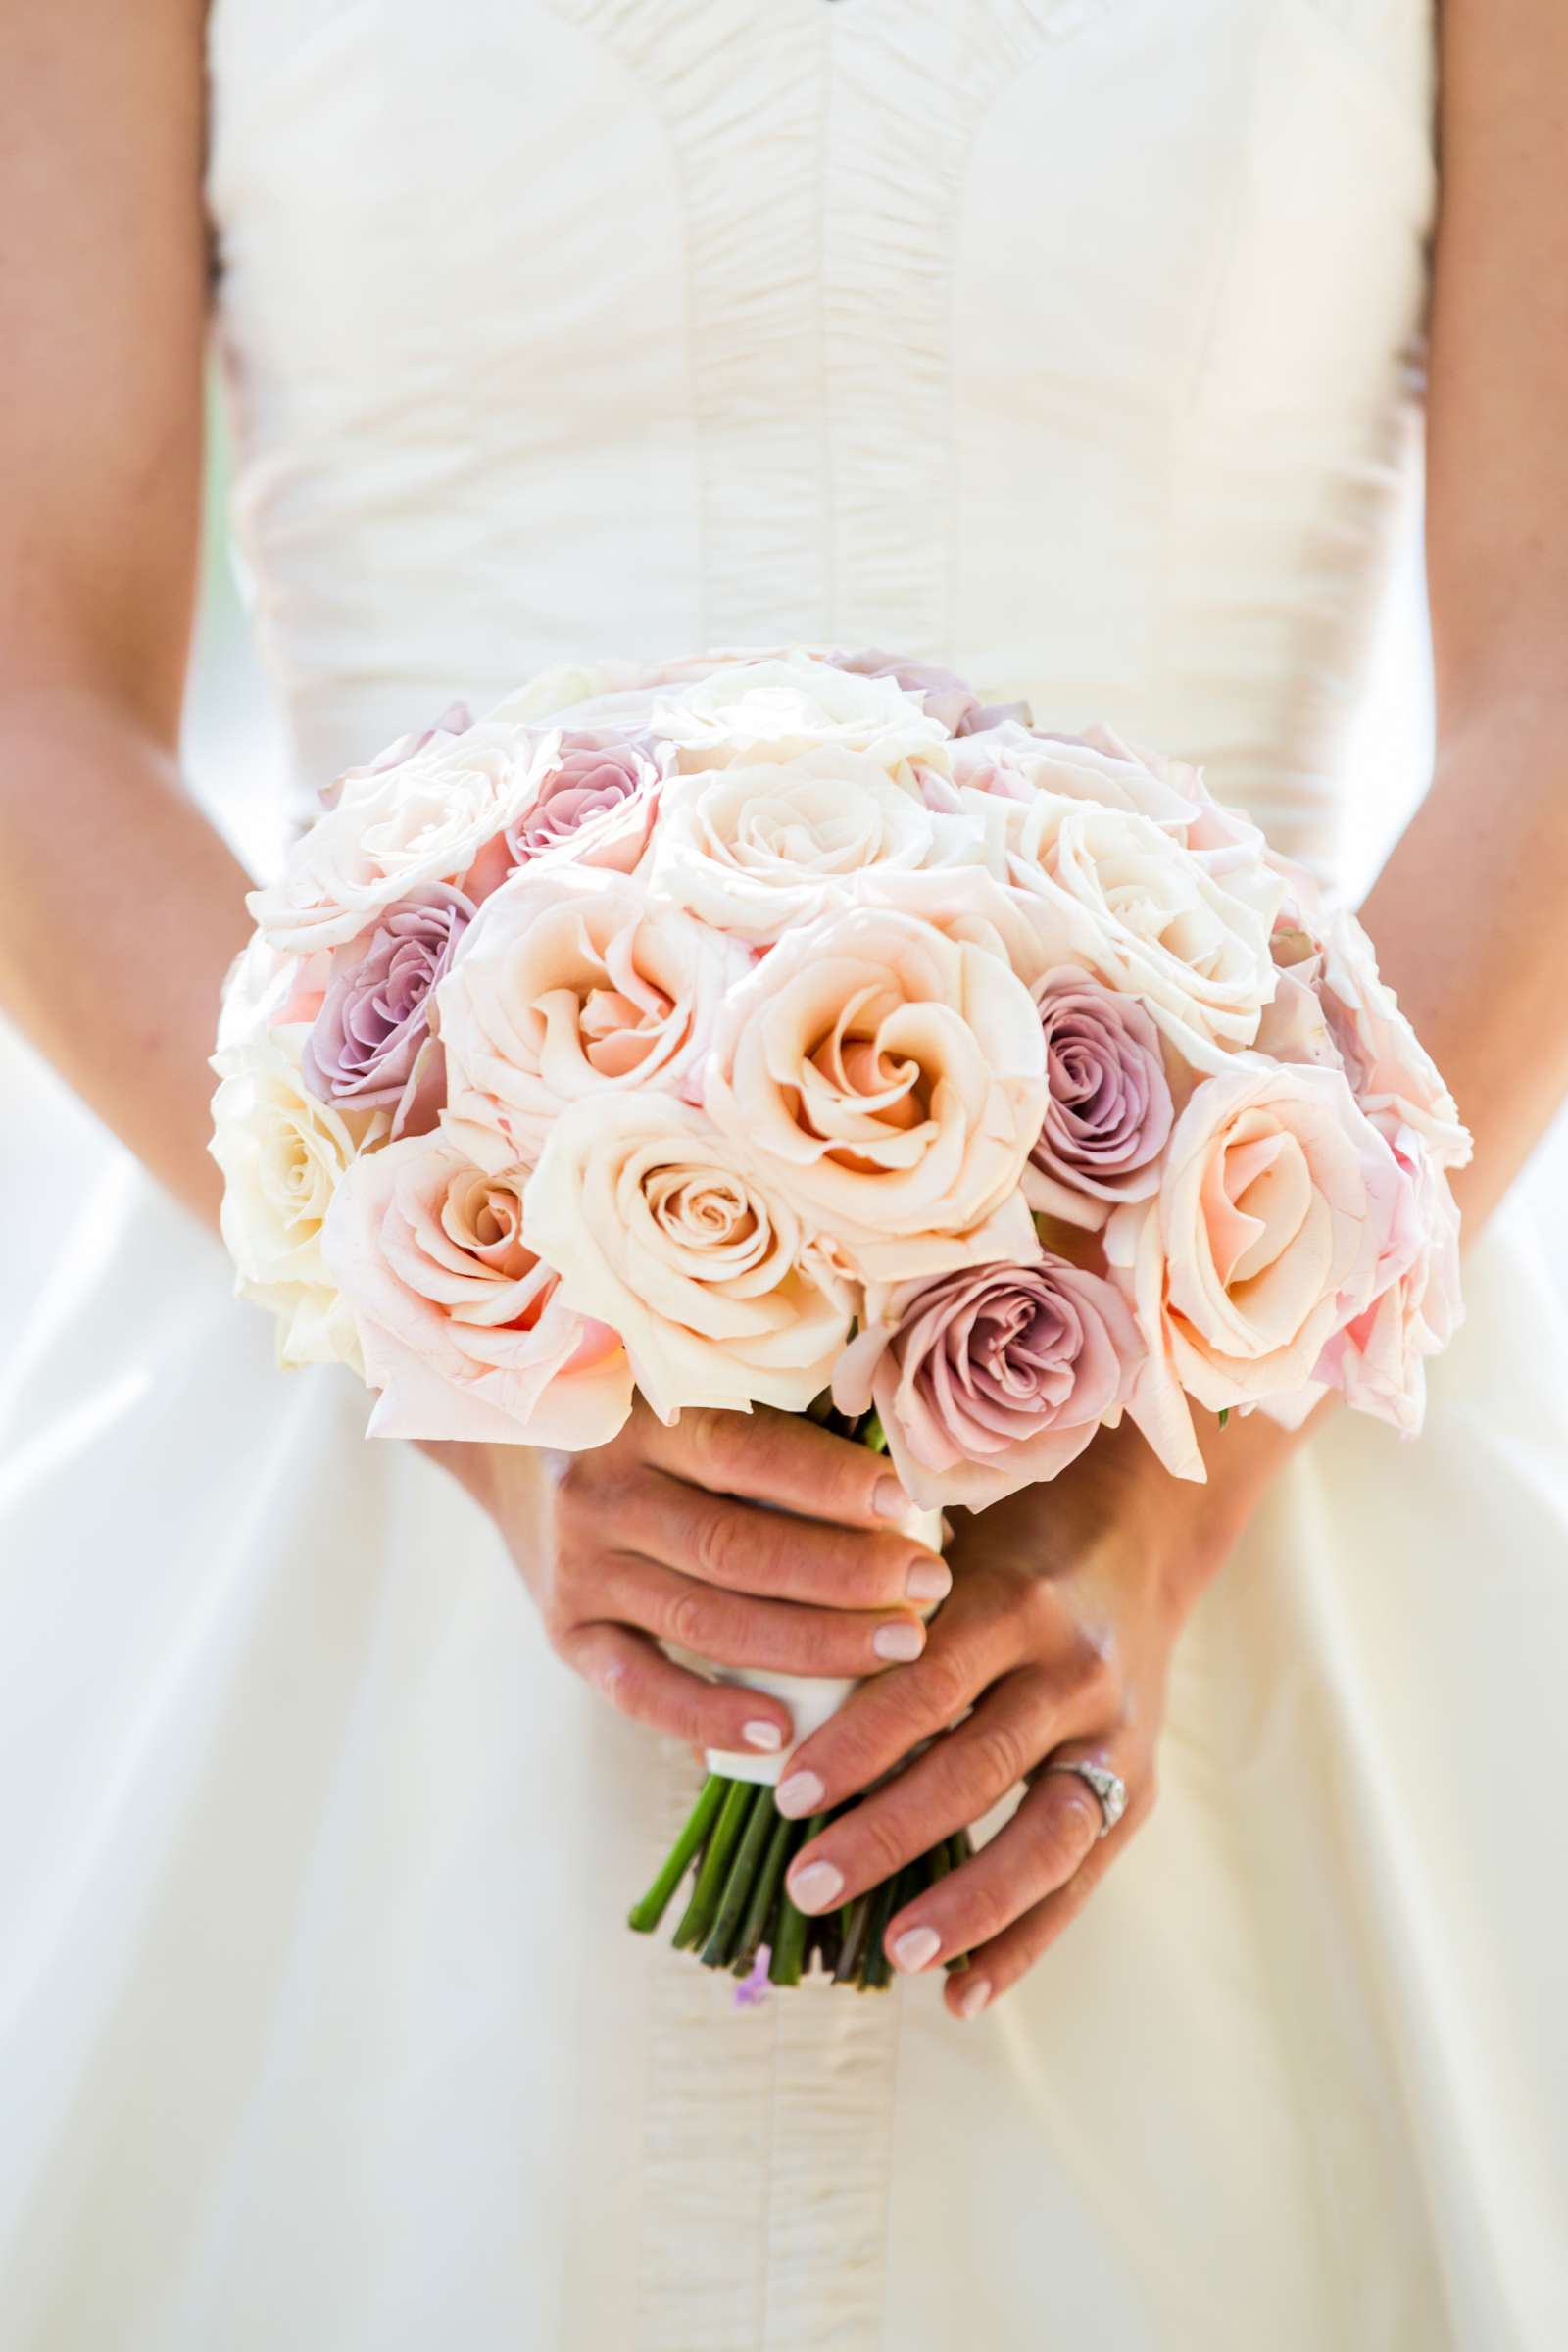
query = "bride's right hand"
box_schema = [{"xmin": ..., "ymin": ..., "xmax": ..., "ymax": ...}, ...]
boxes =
[{"xmin": 441, "ymin": 1403, "xmax": 950, "ymax": 1758}]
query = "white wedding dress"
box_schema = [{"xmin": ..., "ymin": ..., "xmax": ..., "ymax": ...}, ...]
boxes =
[{"xmin": 4, "ymin": 2, "xmax": 1568, "ymax": 2345}]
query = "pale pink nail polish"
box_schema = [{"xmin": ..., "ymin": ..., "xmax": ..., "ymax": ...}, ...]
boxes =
[
  {"xmin": 892, "ymin": 1924, "xmax": 942, "ymax": 1973},
  {"xmin": 874, "ymin": 1476, "xmax": 912, "ymax": 1522},
  {"xmin": 873, "ymin": 1620, "xmax": 923, "ymax": 1662},
  {"xmin": 743, "ymin": 1720, "xmax": 783, "ymax": 1753},
  {"xmin": 788, "ymin": 1859, "xmax": 844, "ymax": 1914},
  {"xmin": 957, "ymin": 1976, "xmax": 992, "ymax": 2020},
  {"xmin": 906, "ymin": 1559, "xmax": 951, "ymax": 1603},
  {"xmin": 775, "ymin": 1769, "xmax": 825, "ymax": 1819}
]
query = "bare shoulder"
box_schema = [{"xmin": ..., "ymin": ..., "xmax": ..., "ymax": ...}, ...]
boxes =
[{"xmin": 0, "ymin": 0, "xmax": 210, "ymax": 742}]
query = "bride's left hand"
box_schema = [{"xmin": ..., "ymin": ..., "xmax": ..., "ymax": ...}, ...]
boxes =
[{"xmin": 771, "ymin": 1420, "xmax": 1260, "ymax": 2019}]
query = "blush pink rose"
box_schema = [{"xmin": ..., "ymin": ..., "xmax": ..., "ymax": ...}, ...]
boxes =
[
  {"xmin": 1314, "ymin": 1124, "xmax": 1464, "ymax": 1435},
  {"xmin": 832, "ymin": 1254, "xmax": 1143, "ymax": 1510},
  {"xmin": 503, "ymin": 728, "xmax": 664, "ymax": 869},
  {"xmin": 437, "ymin": 864, "xmax": 753, "ymax": 1171},
  {"xmin": 523, "ymin": 1095, "xmax": 851, "ymax": 1423},
  {"xmin": 704, "ymin": 905, "xmax": 1046, "ymax": 1285},
  {"xmin": 1025, "ymin": 968, "xmax": 1174, "ymax": 1229},
  {"xmin": 321, "ymin": 1132, "xmax": 632, "ymax": 1446},
  {"xmin": 826, "ymin": 648, "xmax": 1032, "ymax": 737},
  {"xmin": 953, "ymin": 721, "xmax": 1265, "ymax": 863},
  {"xmin": 1105, "ymin": 1059, "xmax": 1402, "ymax": 1480},
  {"xmin": 301, "ymin": 884, "xmax": 473, "ymax": 1137}
]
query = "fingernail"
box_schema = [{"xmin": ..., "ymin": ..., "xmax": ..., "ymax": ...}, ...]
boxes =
[
  {"xmin": 874, "ymin": 1476, "xmax": 912, "ymax": 1522},
  {"xmin": 957, "ymin": 1975, "xmax": 992, "ymax": 2020},
  {"xmin": 775, "ymin": 1769, "xmax": 825, "ymax": 1819},
  {"xmin": 873, "ymin": 1619, "xmax": 924, "ymax": 1663},
  {"xmin": 743, "ymin": 1720, "xmax": 783, "ymax": 1753},
  {"xmin": 906, "ymin": 1559, "xmax": 951, "ymax": 1603},
  {"xmin": 892, "ymin": 1924, "xmax": 942, "ymax": 1973},
  {"xmin": 788, "ymin": 1859, "xmax": 844, "ymax": 1914}
]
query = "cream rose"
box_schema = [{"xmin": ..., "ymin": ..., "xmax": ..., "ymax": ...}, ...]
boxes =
[
  {"xmin": 522, "ymin": 1096, "xmax": 851, "ymax": 1422},
  {"xmin": 648, "ymin": 747, "xmax": 985, "ymax": 942},
  {"xmin": 1105, "ymin": 1058, "xmax": 1400, "ymax": 1479},
  {"xmin": 209, "ymin": 1024, "xmax": 387, "ymax": 1369},
  {"xmin": 704, "ymin": 906, "xmax": 1046, "ymax": 1284},
  {"xmin": 321, "ymin": 1133, "xmax": 632, "ymax": 1446},
  {"xmin": 994, "ymin": 795, "xmax": 1285, "ymax": 1067},
  {"xmin": 955, "ymin": 719, "xmax": 1266, "ymax": 861},
  {"xmin": 249, "ymin": 721, "xmax": 542, "ymax": 954},
  {"xmin": 438, "ymin": 865, "xmax": 753, "ymax": 1170},
  {"xmin": 651, "ymin": 654, "xmax": 950, "ymax": 774}
]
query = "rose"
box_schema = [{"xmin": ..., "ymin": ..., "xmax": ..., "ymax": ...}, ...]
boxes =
[
  {"xmin": 209, "ymin": 1024, "xmax": 388, "ymax": 1369},
  {"xmin": 321, "ymin": 700, "xmax": 472, "ymax": 812},
  {"xmin": 648, "ymin": 747, "xmax": 986, "ymax": 943},
  {"xmin": 437, "ymin": 864, "xmax": 753, "ymax": 1170},
  {"xmin": 1025, "ymin": 968, "xmax": 1175, "ymax": 1228},
  {"xmin": 320, "ymin": 1133, "xmax": 632, "ymax": 1446},
  {"xmin": 833, "ymin": 1254, "xmax": 1143, "ymax": 1510},
  {"xmin": 954, "ymin": 719, "xmax": 1265, "ymax": 862},
  {"xmin": 1314, "ymin": 1125, "xmax": 1464, "ymax": 1434},
  {"xmin": 523, "ymin": 1095, "xmax": 851, "ymax": 1421},
  {"xmin": 503, "ymin": 729, "xmax": 664, "ymax": 870},
  {"xmin": 248, "ymin": 720, "xmax": 541, "ymax": 954},
  {"xmin": 1315, "ymin": 905, "xmax": 1472, "ymax": 1169},
  {"xmin": 300, "ymin": 884, "xmax": 473, "ymax": 1136},
  {"xmin": 650, "ymin": 654, "xmax": 950, "ymax": 773},
  {"xmin": 995, "ymin": 796, "xmax": 1285, "ymax": 1067},
  {"xmin": 704, "ymin": 905, "xmax": 1046, "ymax": 1284},
  {"xmin": 827, "ymin": 648, "xmax": 1032, "ymax": 737},
  {"xmin": 1105, "ymin": 1059, "xmax": 1402, "ymax": 1480}
]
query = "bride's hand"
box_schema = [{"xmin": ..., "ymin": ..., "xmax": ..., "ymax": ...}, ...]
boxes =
[
  {"xmin": 433, "ymin": 1403, "xmax": 949, "ymax": 1759},
  {"xmin": 770, "ymin": 1421, "xmax": 1262, "ymax": 2019}
]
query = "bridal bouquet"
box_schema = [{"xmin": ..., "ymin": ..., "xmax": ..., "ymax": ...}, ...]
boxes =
[{"xmin": 213, "ymin": 646, "xmax": 1470, "ymax": 1990}]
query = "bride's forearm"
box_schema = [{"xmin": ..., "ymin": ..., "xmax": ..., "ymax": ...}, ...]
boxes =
[
  {"xmin": 1356, "ymin": 698, "xmax": 1568, "ymax": 1233},
  {"xmin": 0, "ymin": 684, "xmax": 253, "ymax": 1228}
]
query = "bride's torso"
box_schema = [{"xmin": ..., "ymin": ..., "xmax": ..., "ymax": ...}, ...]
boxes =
[{"xmin": 206, "ymin": 0, "xmax": 1435, "ymax": 874}]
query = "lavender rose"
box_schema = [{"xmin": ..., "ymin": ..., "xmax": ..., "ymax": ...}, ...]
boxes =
[
  {"xmin": 833, "ymin": 1254, "xmax": 1144, "ymax": 1510},
  {"xmin": 302, "ymin": 883, "xmax": 473, "ymax": 1135},
  {"xmin": 1025, "ymin": 967, "xmax": 1175, "ymax": 1229},
  {"xmin": 827, "ymin": 647, "xmax": 1032, "ymax": 737},
  {"xmin": 503, "ymin": 729, "xmax": 662, "ymax": 869}
]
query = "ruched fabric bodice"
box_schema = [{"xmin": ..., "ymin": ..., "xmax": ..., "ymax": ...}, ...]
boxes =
[{"xmin": 207, "ymin": 0, "xmax": 1435, "ymax": 878}]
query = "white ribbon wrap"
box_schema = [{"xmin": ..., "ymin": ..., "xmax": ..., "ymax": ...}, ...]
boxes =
[{"xmin": 702, "ymin": 1502, "xmax": 945, "ymax": 1786}]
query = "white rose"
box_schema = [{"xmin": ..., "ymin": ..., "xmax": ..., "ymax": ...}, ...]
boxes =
[
  {"xmin": 995, "ymin": 795, "xmax": 1285, "ymax": 1067},
  {"xmin": 437, "ymin": 864, "xmax": 753, "ymax": 1170},
  {"xmin": 648, "ymin": 747, "xmax": 986, "ymax": 942},
  {"xmin": 209, "ymin": 1024, "xmax": 387, "ymax": 1369},
  {"xmin": 523, "ymin": 1096, "xmax": 851, "ymax": 1422},
  {"xmin": 248, "ymin": 720, "xmax": 542, "ymax": 954},
  {"xmin": 651, "ymin": 654, "xmax": 951, "ymax": 773}
]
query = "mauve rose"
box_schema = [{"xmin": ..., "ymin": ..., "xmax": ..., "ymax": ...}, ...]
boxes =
[
  {"xmin": 828, "ymin": 648, "xmax": 1032, "ymax": 737},
  {"xmin": 833, "ymin": 1255, "xmax": 1143, "ymax": 1509},
  {"xmin": 301, "ymin": 884, "xmax": 473, "ymax": 1137},
  {"xmin": 504, "ymin": 729, "xmax": 663, "ymax": 870},
  {"xmin": 1026, "ymin": 968, "xmax": 1174, "ymax": 1229}
]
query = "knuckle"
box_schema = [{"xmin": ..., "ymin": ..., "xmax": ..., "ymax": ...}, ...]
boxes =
[
  {"xmin": 662, "ymin": 1584, "xmax": 715, "ymax": 1654},
  {"xmin": 1042, "ymin": 1782, "xmax": 1103, "ymax": 1863},
  {"xmin": 692, "ymin": 1505, "xmax": 745, "ymax": 1588},
  {"xmin": 683, "ymin": 1406, "xmax": 745, "ymax": 1487},
  {"xmin": 966, "ymin": 1717, "xmax": 1032, "ymax": 1799},
  {"xmin": 914, "ymin": 1645, "xmax": 977, "ymax": 1728},
  {"xmin": 852, "ymin": 1806, "xmax": 911, "ymax": 1885},
  {"xmin": 956, "ymin": 1882, "xmax": 1011, "ymax": 1950}
]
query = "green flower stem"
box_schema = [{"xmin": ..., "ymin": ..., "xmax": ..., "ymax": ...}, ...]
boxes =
[
  {"xmin": 768, "ymin": 1811, "xmax": 827, "ymax": 1985},
  {"xmin": 672, "ymin": 1778, "xmax": 759, "ymax": 1952},
  {"xmin": 833, "ymin": 1891, "xmax": 873, "ymax": 1984},
  {"xmin": 731, "ymin": 1809, "xmax": 797, "ymax": 1977},
  {"xmin": 627, "ymin": 1771, "xmax": 727, "ymax": 1935},
  {"xmin": 858, "ymin": 1868, "xmax": 906, "ymax": 1991},
  {"xmin": 702, "ymin": 1780, "xmax": 780, "ymax": 1970},
  {"xmin": 859, "ymin": 1409, "xmax": 890, "ymax": 1455}
]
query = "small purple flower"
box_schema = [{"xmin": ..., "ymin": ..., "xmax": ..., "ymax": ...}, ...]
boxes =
[
  {"xmin": 827, "ymin": 648, "xmax": 1032, "ymax": 737},
  {"xmin": 1025, "ymin": 969, "xmax": 1174, "ymax": 1229},
  {"xmin": 504, "ymin": 730, "xmax": 662, "ymax": 869},
  {"xmin": 302, "ymin": 883, "xmax": 473, "ymax": 1135},
  {"xmin": 734, "ymin": 1947, "xmax": 772, "ymax": 2008}
]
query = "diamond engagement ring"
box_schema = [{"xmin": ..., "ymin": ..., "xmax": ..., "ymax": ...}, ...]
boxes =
[{"xmin": 1041, "ymin": 1758, "xmax": 1128, "ymax": 1838}]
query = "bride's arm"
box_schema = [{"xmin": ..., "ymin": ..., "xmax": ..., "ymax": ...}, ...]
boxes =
[
  {"xmin": 0, "ymin": 0, "xmax": 247, "ymax": 1226},
  {"xmin": 782, "ymin": 0, "xmax": 1568, "ymax": 2013}
]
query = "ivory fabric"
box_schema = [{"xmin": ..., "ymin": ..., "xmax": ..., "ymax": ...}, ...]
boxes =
[{"xmin": 3, "ymin": 3, "xmax": 1567, "ymax": 2345}]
